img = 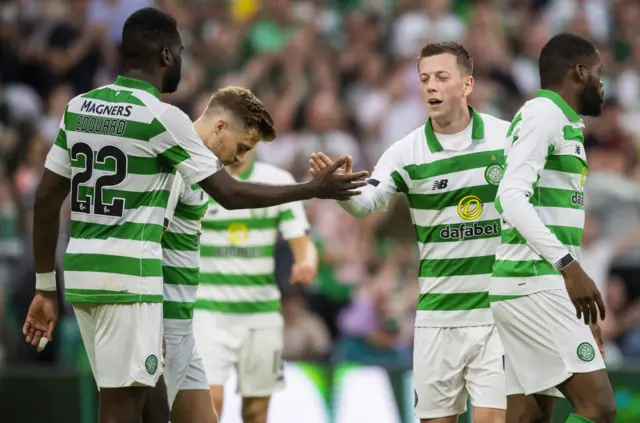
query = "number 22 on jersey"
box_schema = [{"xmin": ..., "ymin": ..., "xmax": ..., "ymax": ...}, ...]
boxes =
[{"xmin": 71, "ymin": 142, "xmax": 128, "ymax": 217}]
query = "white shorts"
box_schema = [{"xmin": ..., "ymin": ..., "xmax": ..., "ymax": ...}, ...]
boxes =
[
  {"xmin": 413, "ymin": 325, "xmax": 506, "ymax": 419},
  {"xmin": 193, "ymin": 311, "xmax": 285, "ymax": 397},
  {"xmin": 164, "ymin": 331, "xmax": 209, "ymax": 407},
  {"xmin": 73, "ymin": 302, "xmax": 163, "ymax": 388},
  {"xmin": 491, "ymin": 289, "xmax": 606, "ymax": 397}
]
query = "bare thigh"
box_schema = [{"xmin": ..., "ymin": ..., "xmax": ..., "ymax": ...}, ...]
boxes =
[
  {"xmin": 242, "ymin": 397, "xmax": 271, "ymax": 423},
  {"xmin": 100, "ymin": 386, "xmax": 149, "ymax": 423},
  {"xmin": 141, "ymin": 376, "xmax": 169, "ymax": 423},
  {"xmin": 172, "ymin": 389, "xmax": 218, "ymax": 423},
  {"xmin": 473, "ymin": 406, "xmax": 506, "ymax": 423},
  {"xmin": 557, "ymin": 370, "xmax": 616, "ymax": 423}
]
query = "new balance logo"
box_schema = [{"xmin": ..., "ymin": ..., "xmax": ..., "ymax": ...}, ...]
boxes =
[
  {"xmin": 432, "ymin": 179, "xmax": 448, "ymax": 190},
  {"xmin": 575, "ymin": 145, "xmax": 581, "ymax": 155}
]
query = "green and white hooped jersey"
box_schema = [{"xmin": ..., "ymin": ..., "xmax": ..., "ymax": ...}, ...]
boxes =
[
  {"xmin": 369, "ymin": 108, "xmax": 509, "ymax": 327},
  {"xmin": 195, "ymin": 161, "xmax": 309, "ymax": 327},
  {"xmin": 43, "ymin": 76, "xmax": 221, "ymax": 304},
  {"xmin": 491, "ymin": 90, "xmax": 588, "ymax": 298},
  {"xmin": 162, "ymin": 176, "xmax": 208, "ymax": 334}
]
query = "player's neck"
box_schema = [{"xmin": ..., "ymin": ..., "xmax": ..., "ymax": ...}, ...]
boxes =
[
  {"xmin": 543, "ymin": 85, "xmax": 581, "ymax": 114},
  {"xmin": 122, "ymin": 69, "xmax": 163, "ymax": 94},
  {"xmin": 431, "ymin": 106, "xmax": 472, "ymax": 135}
]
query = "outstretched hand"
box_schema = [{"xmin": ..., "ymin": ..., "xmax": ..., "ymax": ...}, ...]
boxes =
[
  {"xmin": 307, "ymin": 155, "xmax": 368, "ymax": 200},
  {"xmin": 309, "ymin": 152, "xmax": 352, "ymax": 177}
]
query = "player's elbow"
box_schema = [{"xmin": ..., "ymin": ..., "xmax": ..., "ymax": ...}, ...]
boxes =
[
  {"xmin": 33, "ymin": 189, "xmax": 50, "ymax": 218},
  {"xmin": 498, "ymin": 186, "xmax": 530, "ymax": 215},
  {"xmin": 198, "ymin": 174, "xmax": 243, "ymax": 210},
  {"xmin": 212, "ymin": 188, "xmax": 242, "ymax": 210},
  {"xmin": 34, "ymin": 171, "xmax": 70, "ymax": 217}
]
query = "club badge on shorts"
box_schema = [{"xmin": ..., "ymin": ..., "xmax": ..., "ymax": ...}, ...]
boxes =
[
  {"xmin": 577, "ymin": 342, "xmax": 595, "ymax": 362},
  {"xmin": 145, "ymin": 354, "xmax": 159, "ymax": 375}
]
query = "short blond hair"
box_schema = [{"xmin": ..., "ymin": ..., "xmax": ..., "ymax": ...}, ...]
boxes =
[{"xmin": 206, "ymin": 86, "xmax": 276, "ymax": 141}]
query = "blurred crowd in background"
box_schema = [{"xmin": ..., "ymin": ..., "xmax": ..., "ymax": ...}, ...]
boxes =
[{"xmin": 1, "ymin": 0, "xmax": 640, "ymax": 371}]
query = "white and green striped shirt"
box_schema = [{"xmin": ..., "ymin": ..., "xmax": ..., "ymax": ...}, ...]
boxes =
[
  {"xmin": 491, "ymin": 90, "xmax": 587, "ymax": 298},
  {"xmin": 44, "ymin": 76, "xmax": 222, "ymax": 304},
  {"xmin": 195, "ymin": 161, "xmax": 309, "ymax": 328},
  {"xmin": 339, "ymin": 108, "xmax": 509, "ymax": 327},
  {"xmin": 163, "ymin": 176, "xmax": 208, "ymax": 334}
]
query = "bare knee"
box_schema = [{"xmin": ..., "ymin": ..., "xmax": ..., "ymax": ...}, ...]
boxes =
[
  {"xmin": 473, "ymin": 407, "xmax": 505, "ymax": 423},
  {"xmin": 507, "ymin": 408, "xmax": 551, "ymax": 423},
  {"xmin": 561, "ymin": 371, "xmax": 616, "ymax": 423},
  {"xmin": 100, "ymin": 386, "xmax": 149, "ymax": 423},
  {"xmin": 573, "ymin": 401, "xmax": 617, "ymax": 423},
  {"xmin": 419, "ymin": 417, "xmax": 457, "ymax": 423},
  {"xmin": 241, "ymin": 397, "xmax": 269, "ymax": 423}
]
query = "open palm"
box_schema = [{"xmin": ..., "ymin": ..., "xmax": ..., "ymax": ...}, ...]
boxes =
[{"xmin": 309, "ymin": 152, "xmax": 352, "ymax": 178}]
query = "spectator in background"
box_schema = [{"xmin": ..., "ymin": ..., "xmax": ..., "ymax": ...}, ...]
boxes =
[
  {"xmin": 282, "ymin": 289, "xmax": 331, "ymax": 361},
  {"xmin": 600, "ymin": 276, "xmax": 640, "ymax": 360},
  {"xmin": 38, "ymin": 84, "xmax": 73, "ymax": 144},
  {"xmin": 580, "ymin": 213, "xmax": 640, "ymax": 297},
  {"xmin": 336, "ymin": 252, "xmax": 414, "ymax": 367}
]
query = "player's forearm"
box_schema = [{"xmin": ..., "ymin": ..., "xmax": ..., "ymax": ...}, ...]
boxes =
[
  {"xmin": 219, "ymin": 181, "xmax": 313, "ymax": 209},
  {"xmin": 337, "ymin": 184, "xmax": 382, "ymax": 218},
  {"xmin": 199, "ymin": 171, "xmax": 314, "ymax": 210},
  {"xmin": 499, "ymin": 187, "xmax": 572, "ymax": 267},
  {"xmin": 33, "ymin": 196, "xmax": 61, "ymax": 275},
  {"xmin": 289, "ymin": 237, "xmax": 318, "ymax": 268},
  {"xmin": 33, "ymin": 208, "xmax": 60, "ymax": 274}
]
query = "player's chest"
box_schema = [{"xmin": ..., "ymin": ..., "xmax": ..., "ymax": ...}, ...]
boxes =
[{"xmin": 407, "ymin": 146, "xmax": 505, "ymax": 196}]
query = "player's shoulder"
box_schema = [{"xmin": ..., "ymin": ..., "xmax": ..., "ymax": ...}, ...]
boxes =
[
  {"xmin": 66, "ymin": 89, "xmax": 97, "ymax": 113},
  {"xmin": 66, "ymin": 83, "xmax": 172, "ymax": 118},
  {"xmin": 253, "ymin": 161, "xmax": 297, "ymax": 183},
  {"xmin": 151, "ymin": 101, "xmax": 187, "ymax": 124},
  {"xmin": 519, "ymin": 97, "xmax": 567, "ymax": 126},
  {"xmin": 478, "ymin": 112, "xmax": 511, "ymax": 134},
  {"xmin": 385, "ymin": 124, "xmax": 425, "ymax": 154}
]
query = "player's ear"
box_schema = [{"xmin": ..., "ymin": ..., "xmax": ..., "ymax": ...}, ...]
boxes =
[
  {"xmin": 463, "ymin": 75, "xmax": 474, "ymax": 97},
  {"xmin": 160, "ymin": 47, "xmax": 172, "ymax": 66},
  {"xmin": 215, "ymin": 119, "xmax": 228, "ymax": 133},
  {"xmin": 574, "ymin": 64, "xmax": 588, "ymax": 83}
]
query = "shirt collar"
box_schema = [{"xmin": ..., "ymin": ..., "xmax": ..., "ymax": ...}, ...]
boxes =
[
  {"xmin": 113, "ymin": 76, "xmax": 162, "ymax": 100},
  {"xmin": 236, "ymin": 160, "xmax": 255, "ymax": 180},
  {"xmin": 535, "ymin": 89, "xmax": 581, "ymax": 123},
  {"xmin": 424, "ymin": 106, "xmax": 485, "ymax": 153}
]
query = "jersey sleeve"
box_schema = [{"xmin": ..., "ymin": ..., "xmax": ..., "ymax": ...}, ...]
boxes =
[
  {"xmin": 276, "ymin": 171, "xmax": 310, "ymax": 240},
  {"xmin": 338, "ymin": 140, "xmax": 407, "ymax": 218},
  {"xmin": 164, "ymin": 176, "xmax": 184, "ymax": 228},
  {"xmin": 44, "ymin": 112, "xmax": 72, "ymax": 179},
  {"xmin": 152, "ymin": 106, "xmax": 223, "ymax": 186},
  {"xmin": 497, "ymin": 105, "xmax": 571, "ymax": 267}
]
